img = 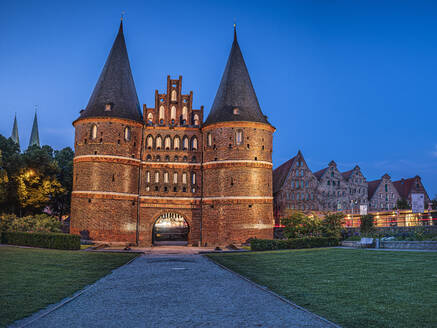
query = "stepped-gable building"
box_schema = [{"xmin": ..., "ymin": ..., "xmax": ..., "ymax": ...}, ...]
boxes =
[
  {"xmin": 368, "ymin": 174, "xmax": 401, "ymax": 211},
  {"xmin": 70, "ymin": 22, "xmax": 274, "ymax": 246},
  {"xmin": 393, "ymin": 176, "xmax": 430, "ymax": 207},
  {"xmin": 341, "ymin": 165, "xmax": 368, "ymax": 211},
  {"xmin": 273, "ymin": 151, "xmax": 319, "ymax": 223}
]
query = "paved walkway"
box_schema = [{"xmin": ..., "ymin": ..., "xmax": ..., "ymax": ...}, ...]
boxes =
[{"xmin": 15, "ymin": 250, "xmax": 338, "ymax": 328}]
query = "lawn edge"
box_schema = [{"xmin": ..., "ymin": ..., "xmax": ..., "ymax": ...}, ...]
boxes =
[
  {"xmin": 11, "ymin": 253, "xmax": 140, "ymax": 328},
  {"xmin": 203, "ymin": 254, "xmax": 342, "ymax": 328}
]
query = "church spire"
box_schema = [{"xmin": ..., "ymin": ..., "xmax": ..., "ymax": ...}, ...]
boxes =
[
  {"xmin": 29, "ymin": 111, "xmax": 40, "ymax": 148},
  {"xmin": 205, "ymin": 26, "xmax": 269, "ymax": 125},
  {"xmin": 79, "ymin": 20, "xmax": 142, "ymax": 122},
  {"xmin": 11, "ymin": 114, "xmax": 20, "ymax": 149}
]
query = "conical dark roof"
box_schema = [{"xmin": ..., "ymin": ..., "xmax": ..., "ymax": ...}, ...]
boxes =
[
  {"xmin": 79, "ymin": 21, "xmax": 142, "ymax": 122},
  {"xmin": 205, "ymin": 27, "xmax": 269, "ymax": 125},
  {"xmin": 11, "ymin": 114, "xmax": 20, "ymax": 148},
  {"xmin": 29, "ymin": 112, "xmax": 40, "ymax": 147}
]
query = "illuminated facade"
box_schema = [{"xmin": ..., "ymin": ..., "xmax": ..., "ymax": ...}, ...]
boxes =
[{"xmin": 70, "ymin": 22, "xmax": 274, "ymax": 246}]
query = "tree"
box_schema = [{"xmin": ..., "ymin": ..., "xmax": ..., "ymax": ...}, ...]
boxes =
[
  {"xmin": 360, "ymin": 214, "xmax": 375, "ymax": 235},
  {"xmin": 396, "ymin": 199, "xmax": 410, "ymax": 210},
  {"xmin": 51, "ymin": 147, "xmax": 74, "ymax": 218},
  {"xmin": 282, "ymin": 212, "xmax": 322, "ymax": 238},
  {"xmin": 321, "ymin": 213, "xmax": 345, "ymax": 238},
  {"xmin": 0, "ymin": 135, "xmax": 21, "ymax": 213}
]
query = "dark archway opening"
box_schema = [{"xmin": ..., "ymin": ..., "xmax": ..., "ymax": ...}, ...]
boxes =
[{"xmin": 153, "ymin": 213, "xmax": 189, "ymax": 246}]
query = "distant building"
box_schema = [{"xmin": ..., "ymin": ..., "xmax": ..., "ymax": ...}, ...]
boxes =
[
  {"xmin": 393, "ymin": 176, "xmax": 430, "ymax": 207},
  {"xmin": 368, "ymin": 174, "xmax": 401, "ymax": 211},
  {"xmin": 10, "ymin": 114, "xmax": 20, "ymax": 149},
  {"xmin": 273, "ymin": 151, "xmax": 319, "ymax": 223},
  {"xmin": 341, "ymin": 165, "xmax": 368, "ymax": 212},
  {"xmin": 29, "ymin": 112, "xmax": 40, "ymax": 148}
]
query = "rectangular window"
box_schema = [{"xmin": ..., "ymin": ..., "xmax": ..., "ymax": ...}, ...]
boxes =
[
  {"xmin": 155, "ymin": 172, "xmax": 159, "ymax": 183},
  {"xmin": 173, "ymin": 173, "xmax": 178, "ymax": 184},
  {"xmin": 164, "ymin": 172, "xmax": 169, "ymax": 183},
  {"xmin": 182, "ymin": 173, "xmax": 187, "ymax": 184}
]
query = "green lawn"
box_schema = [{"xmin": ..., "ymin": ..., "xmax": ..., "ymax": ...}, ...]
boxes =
[
  {"xmin": 208, "ymin": 248, "xmax": 437, "ymax": 328},
  {"xmin": 0, "ymin": 246, "xmax": 138, "ymax": 327}
]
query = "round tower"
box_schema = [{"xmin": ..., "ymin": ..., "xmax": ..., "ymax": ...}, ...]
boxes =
[
  {"xmin": 201, "ymin": 27, "xmax": 275, "ymax": 246},
  {"xmin": 70, "ymin": 21, "xmax": 143, "ymax": 244}
]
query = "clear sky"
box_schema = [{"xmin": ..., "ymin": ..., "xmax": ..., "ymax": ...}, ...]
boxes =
[{"xmin": 0, "ymin": 0, "xmax": 436, "ymax": 197}]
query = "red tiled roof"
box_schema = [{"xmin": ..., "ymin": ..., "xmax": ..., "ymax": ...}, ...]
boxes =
[
  {"xmin": 367, "ymin": 179, "xmax": 381, "ymax": 200},
  {"xmin": 393, "ymin": 177, "xmax": 417, "ymax": 200},
  {"xmin": 341, "ymin": 169, "xmax": 354, "ymax": 180},
  {"xmin": 273, "ymin": 156, "xmax": 296, "ymax": 194},
  {"xmin": 313, "ymin": 167, "xmax": 328, "ymax": 180}
]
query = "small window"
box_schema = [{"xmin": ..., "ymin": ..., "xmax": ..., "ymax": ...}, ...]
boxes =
[
  {"xmin": 146, "ymin": 171, "xmax": 150, "ymax": 183},
  {"xmin": 147, "ymin": 112, "xmax": 153, "ymax": 124},
  {"xmin": 146, "ymin": 135, "xmax": 153, "ymax": 149},
  {"xmin": 164, "ymin": 172, "xmax": 169, "ymax": 184},
  {"xmin": 182, "ymin": 106, "xmax": 188, "ymax": 122},
  {"xmin": 171, "ymin": 90, "xmax": 177, "ymax": 101},
  {"xmin": 156, "ymin": 136, "xmax": 162, "ymax": 149},
  {"xmin": 159, "ymin": 106, "xmax": 165, "ymax": 121},
  {"xmin": 124, "ymin": 126, "xmax": 131, "ymax": 141},
  {"xmin": 207, "ymin": 133, "xmax": 212, "ymax": 147},
  {"xmin": 165, "ymin": 136, "xmax": 171, "ymax": 150},
  {"xmin": 105, "ymin": 103, "xmax": 112, "ymax": 111},
  {"xmin": 193, "ymin": 114, "xmax": 199, "ymax": 126},
  {"xmin": 155, "ymin": 172, "xmax": 159, "ymax": 183},
  {"xmin": 191, "ymin": 173, "xmax": 196, "ymax": 185},
  {"xmin": 236, "ymin": 130, "xmax": 243, "ymax": 145},
  {"xmin": 173, "ymin": 173, "xmax": 178, "ymax": 184},
  {"xmin": 171, "ymin": 106, "xmax": 176, "ymax": 121},
  {"xmin": 146, "ymin": 154, "xmax": 152, "ymax": 161},
  {"xmin": 91, "ymin": 124, "xmax": 97, "ymax": 140},
  {"xmin": 182, "ymin": 173, "xmax": 187, "ymax": 184},
  {"xmin": 183, "ymin": 136, "xmax": 189, "ymax": 150},
  {"xmin": 174, "ymin": 136, "xmax": 180, "ymax": 150},
  {"xmin": 191, "ymin": 137, "xmax": 198, "ymax": 150},
  {"xmin": 233, "ymin": 107, "xmax": 240, "ymax": 115}
]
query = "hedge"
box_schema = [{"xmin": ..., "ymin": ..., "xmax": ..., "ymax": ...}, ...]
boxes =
[
  {"xmin": 1, "ymin": 232, "xmax": 80, "ymax": 250},
  {"xmin": 250, "ymin": 237, "xmax": 340, "ymax": 251}
]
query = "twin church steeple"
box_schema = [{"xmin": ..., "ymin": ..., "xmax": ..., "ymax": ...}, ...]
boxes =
[{"xmin": 10, "ymin": 111, "xmax": 40, "ymax": 150}]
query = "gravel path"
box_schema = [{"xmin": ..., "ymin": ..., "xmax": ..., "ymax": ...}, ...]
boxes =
[{"xmin": 16, "ymin": 254, "xmax": 337, "ymax": 328}]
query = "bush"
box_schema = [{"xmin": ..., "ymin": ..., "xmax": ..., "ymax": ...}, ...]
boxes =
[
  {"xmin": 0, "ymin": 214, "xmax": 61, "ymax": 233},
  {"xmin": 360, "ymin": 214, "xmax": 375, "ymax": 236},
  {"xmin": 1, "ymin": 231, "xmax": 80, "ymax": 250},
  {"xmin": 281, "ymin": 212, "xmax": 322, "ymax": 238},
  {"xmin": 250, "ymin": 237, "xmax": 340, "ymax": 251}
]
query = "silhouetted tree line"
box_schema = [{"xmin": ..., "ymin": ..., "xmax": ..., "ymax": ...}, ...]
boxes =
[{"xmin": 0, "ymin": 134, "xmax": 74, "ymax": 218}]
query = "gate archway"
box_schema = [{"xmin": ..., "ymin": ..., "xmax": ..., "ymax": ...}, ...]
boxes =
[{"xmin": 152, "ymin": 212, "xmax": 189, "ymax": 245}]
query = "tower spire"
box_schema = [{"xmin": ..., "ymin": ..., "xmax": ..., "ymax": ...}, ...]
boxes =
[
  {"xmin": 205, "ymin": 26, "xmax": 269, "ymax": 125},
  {"xmin": 78, "ymin": 20, "xmax": 142, "ymax": 122},
  {"xmin": 11, "ymin": 113, "xmax": 20, "ymax": 149},
  {"xmin": 29, "ymin": 110, "xmax": 40, "ymax": 148}
]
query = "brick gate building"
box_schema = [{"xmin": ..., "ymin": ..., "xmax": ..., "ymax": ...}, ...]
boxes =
[{"xmin": 70, "ymin": 22, "xmax": 275, "ymax": 246}]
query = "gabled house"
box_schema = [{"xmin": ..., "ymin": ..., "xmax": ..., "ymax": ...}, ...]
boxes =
[
  {"xmin": 341, "ymin": 165, "xmax": 368, "ymax": 212},
  {"xmin": 393, "ymin": 176, "xmax": 430, "ymax": 207},
  {"xmin": 368, "ymin": 173, "xmax": 401, "ymax": 211}
]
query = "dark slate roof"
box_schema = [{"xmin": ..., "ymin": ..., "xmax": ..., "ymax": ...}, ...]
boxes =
[
  {"xmin": 205, "ymin": 27, "xmax": 269, "ymax": 125},
  {"xmin": 79, "ymin": 21, "xmax": 142, "ymax": 123},
  {"xmin": 313, "ymin": 167, "xmax": 328, "ymax": 180},
  {"xmin": 367, "ymin": 179, "xmax": 381, "ymax": 200},
  {"xmin": 273, "ymin": 156, "xmax": 296, "ymax": 194},
  {"xmin": 29, "ymin": 112, "xmax": 40, "ymax": 148}
]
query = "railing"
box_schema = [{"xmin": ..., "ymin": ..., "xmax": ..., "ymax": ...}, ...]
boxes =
[{"xmin": 343, "ymin": 210, "xmax": 437, "ymax": 228}]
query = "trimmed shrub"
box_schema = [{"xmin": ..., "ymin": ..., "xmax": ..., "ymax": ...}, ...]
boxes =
[
  {"xmin": 281, "ymin": 212, "xmax": 322, "ymax": 238},
  {"xmin": 250, "ymin": 237, "xmax": 340, "ymax": 251},
  {"xmin": 1, "ymin": 231, "xmax": 80, "ymax": 250},
  {"xmin": 0, "ymin": 214, "xmax": 61, "ymax": 233}
]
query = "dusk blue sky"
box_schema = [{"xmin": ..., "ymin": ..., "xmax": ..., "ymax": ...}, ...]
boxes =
[{"xmin": 1, "ymin": 0, "xmax": 436, "ymax": 197}]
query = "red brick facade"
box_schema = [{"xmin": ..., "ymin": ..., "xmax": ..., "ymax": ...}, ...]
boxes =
[{"xmin": 71, "ymin": 77, "xmax": 275, "ymax": 246}]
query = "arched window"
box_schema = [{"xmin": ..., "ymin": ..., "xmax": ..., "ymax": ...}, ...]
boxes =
[
  {"xmin": 182, "ymin": 173, "xmax": 187, "ymax": 184},
  {"xmin": 164, "ymin": 136, "xmax": 171, "ymax": 150},
  {"xmin": 174, "ymin": 136, "xmax": 180, "ymax": 150},
  {"xmin": 124, "ymin": 126, "xmax": 131, "ymax": 141},
  {"xmin": 156, "ymin": 136, "xmax": 162, "ymax": 149},
  {"xmin": 191, "ymin": 172, "xmax": 196, "ymax": 185},
  {"xmin": 91, "ymin": 124, "xmax": 97, "ymax": 140},
  {"xmin": 155, "ymin": 172, "xmax": 159, "ymax": 183},
  {"xmin": 193, "ymin": 114, "xmax": 199, "ymax": 126},
  {"xmin": 164, "ymin": 172, "xmax": 169, "ymax": 183},
  {"xmin": 171, "ymin": 106, "xmax": 176, "ymax": 121},
  {"xmin": 236, "ymin": 130, "xmax": 243, "ymax": 145},
  {"xmin": 147, "ymin": 112, "xmax": 153, "ymax": 124},
  {"xmin": 174, "ymin": 155, "xmax": 179, "ymax": 162},
  {"xmin": 173, "ymin": 172, "xmax": 178, "ymax": 184},
  {"xmin": 146, "ymin": 154, "xmax": 152, "ymax": 161},
  {"xmin": 146, "ymin": 135, "xmax": 154, "ymax": 149},
  {"xmin": 182, "ymin": 106, "xmax": 188, "ymax": 123},
  {"xmin": 191, "ymin": 137, "xmax": 198, "ymax": 150},
  {"xmin": 183, "ymin": 136, "xmax": 188, "ymax": 150},
  {"xmin": 159, "ymin": 106, "xmax": 165, "ymax": 123},
  {"xmin": 207, "ymin": 133, "xmax": 212, "ymax": 147},
  {"xmin": 171, "ymin": 90, "xmax": 177, "ymax": 101},
  {"xmin": 146, "ymin": 171, "xmax": 150, "ymax": 183}
]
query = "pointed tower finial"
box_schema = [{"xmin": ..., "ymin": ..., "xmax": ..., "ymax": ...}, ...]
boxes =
[
  {"xmin": 11, "ymin": 113, "xmax": 20, "ymax": 149},
  {"xmin": 233, "ymin": 22, "xmax": 237, "ymax": 42},
  {"xmin": 29, "ymin": 110, "xmax": 40, "ymax": 148}
]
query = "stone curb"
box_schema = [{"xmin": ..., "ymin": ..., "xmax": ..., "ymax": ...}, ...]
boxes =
[
  {"xmin": 204, "ymin": 255, "xmax": 342, "ymax": 328},
  {"xmin": 12, "ymin": 255, "xmax": 140, "ymax": 328}
]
